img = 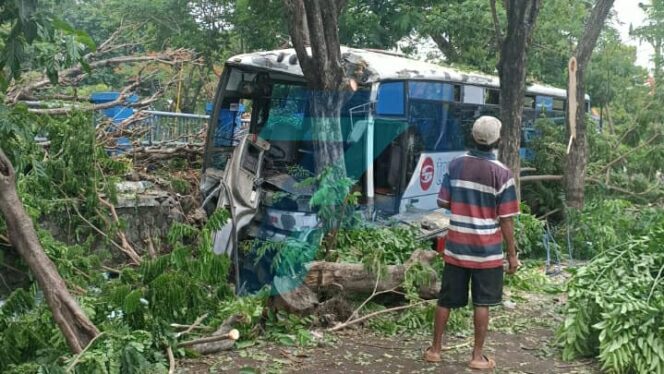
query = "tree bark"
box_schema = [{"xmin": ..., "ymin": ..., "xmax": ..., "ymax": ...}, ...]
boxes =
[
  {"xmin": 310, "ymin": 91, "xmax": 347, "ymax": 173},
  {"xmin": 304, "ymin": 250, "xmax": 440, "ymax": 299},
  {"xmin": 284, "ymin": 0, "xmax": 349, "ymax": 174},
  {"xmin": 0, "ymin": 148, "xmax": 99, "ymax": 353},
  {"xmin": 565, "ymin": 0, "xmax": 615, "ymax": 209},
  {"xmin": 497, "ymin": 0, "xmax": 541, "ymax": 194},
  {"xmin": 430, "ymin": 34, "xmax": 460, "ymax": 63}
]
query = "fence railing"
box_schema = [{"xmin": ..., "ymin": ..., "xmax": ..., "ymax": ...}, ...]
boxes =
[{"xmin": 136, "ymin": 110, "xmax": 210, "ymax": 145}]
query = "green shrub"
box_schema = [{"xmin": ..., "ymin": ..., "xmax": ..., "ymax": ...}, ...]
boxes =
[
  {"xmin": 514, "ymin": 204, "xmax": 546, "ymax": 258},
  {"xmin": 563, "ymin": 199, "xmax": 664, "ymax": 259},
  {"xmin": 558, "ymin": 226, "xmax": 664, "ymax": 373}
]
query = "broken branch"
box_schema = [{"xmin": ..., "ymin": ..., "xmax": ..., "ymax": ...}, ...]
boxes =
[
  {"xmin": 99, "ymin": 197, "xmax": 142, "ymax": 264},
  {"xmin": 329, "ymin": 300, "xmax": 435, "ymax": 332},
  {"xmin": 175, "ymin": 313, "xmax": 209, "ymax": 338}
]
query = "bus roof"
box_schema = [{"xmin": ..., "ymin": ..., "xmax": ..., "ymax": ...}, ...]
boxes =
[{"xmin": 226, "ymin": 47, "xmax": 589, "ymax": 100}]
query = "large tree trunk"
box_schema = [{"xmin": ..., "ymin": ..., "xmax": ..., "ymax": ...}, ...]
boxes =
[
  {"xmin": 497, "ymin": 0, "xmax": 541, "ymax": 191},
  {"xmin": 284, "ymin": 0, "xmax": 349, "ymax": 176},
  {"xmin": 565, "ymin": 0, "xmax": 615, "ymax": 209},
  {"xmin": 565, "ymin": 66, "xmax": 588, "ymax": 208},
  {"xmin": 310, "ymin": 91, "xmax": 346, "ymax": 173},
  {"xmin": 0, "ymin": 148, "xmax": 99, "ymax": 353}
]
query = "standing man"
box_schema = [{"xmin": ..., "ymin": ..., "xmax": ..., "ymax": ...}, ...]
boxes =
[{"xmin": 423, "ymin": 116, "xmax": 520, "ymax": 370}]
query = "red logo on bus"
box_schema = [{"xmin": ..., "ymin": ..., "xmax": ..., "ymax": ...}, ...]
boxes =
[{"xmin": 420, "ymin": 157, "xmax": 434, "ymax": 191}]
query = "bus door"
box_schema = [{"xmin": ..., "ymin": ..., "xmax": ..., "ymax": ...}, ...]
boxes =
[
  {"xmin": 398, "ymin": 81, "xmax": 467, "ymax": 213},
  {"xmin": 372, "ymin": 81, "xmax": 409, "ymax": 214}
]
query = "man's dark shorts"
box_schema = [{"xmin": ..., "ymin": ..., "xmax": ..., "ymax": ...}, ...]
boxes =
[{"xmin": 437, "ymin": 263, "xmax": 503, "ymax": 308}]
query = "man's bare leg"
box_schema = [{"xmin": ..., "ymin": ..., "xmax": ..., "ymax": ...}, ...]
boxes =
[
  {"xmin": 471, "ymin": 306, "xmax": 489, "ymax": 362},
  {"xmin": 430, "ymin": 306, "xmax": 451, "ymax": 354}
]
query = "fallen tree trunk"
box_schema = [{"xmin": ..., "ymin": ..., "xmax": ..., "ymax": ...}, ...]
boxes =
[
  {"xmin": 304, "ymin": 250, "xmax": 440, "ymax": 300},
  {"xmin": 0, "ymin": 148, "xmax": 100, "ymax": 353}
]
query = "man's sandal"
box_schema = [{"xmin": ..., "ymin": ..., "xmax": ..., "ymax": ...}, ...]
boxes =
[
  {"xmin": 468, "ymin": 355, "xmax": 496, "ymax": 370},
  {"xmin": 422, "ymin": 346, "xmax": 442, "ymax": 363}
]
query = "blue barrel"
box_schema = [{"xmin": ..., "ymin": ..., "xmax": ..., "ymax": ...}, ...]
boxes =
[{"xmin": 91, "ymin": 92, "xmax": 139, "ymax": 123}]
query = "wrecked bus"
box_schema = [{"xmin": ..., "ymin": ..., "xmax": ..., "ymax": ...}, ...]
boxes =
[{"xmin": 200, "ymin": 47, "xmax": 585, "ymax": 287}]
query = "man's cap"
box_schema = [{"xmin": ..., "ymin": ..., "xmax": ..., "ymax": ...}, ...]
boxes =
[{"xmin": 471, "ymin": 116, "xmax": 502, "ymax": 145}]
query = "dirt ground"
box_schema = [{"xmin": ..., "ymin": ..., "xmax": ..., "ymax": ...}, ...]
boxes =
[{"xmin": 177, "ymin": 285, "xmax": 598, "ymax": 374}]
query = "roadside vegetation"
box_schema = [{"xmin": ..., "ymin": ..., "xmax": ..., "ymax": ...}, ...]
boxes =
[{"xmin": 0, "ymin": 0, "xmax": 663, "ymax": 373}]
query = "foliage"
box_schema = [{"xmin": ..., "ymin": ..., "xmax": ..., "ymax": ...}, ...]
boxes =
[
  {"xmin": 514, "ymin": 204, "xmax": 546, "ymax": 258},
  {"xmin": 334, "ymin": 225, "xmax": 429, "ymax": 275},
  {"xmin": 564, "ymin": 199, "xmax": 664, "ymax": 259},
  {"xmin": 0, "ymin": 107, "xmax": 129, "ymax": 248},
  {"xmin": 367, "ymin": 302, "xmax": 472, "ymax": 337},
  {"xmin": 0, "ymin": 209, "xmax": 233, "ymax": 372},
  {"xmin": 0, "ymin": 0, "xmax": 93, "ymax": 87},
  {"xmin": 558, "ymin": 226, "xmax": 664, "ymax": 373},
  {"xmin": 308, "ymin": 166, "xmax": 362, "ymax": 247},
  {"xmin": 216, "ymin": 290, "xmax": 268, "ymax": 342},
  {"xmin": 503, "ymin": 261, "xmax": 561, "ymax": 294},
  {"xmin": 631, "ymin": 0, "xmax": 664, "ymax": 79},
  {"xmin": 263, "ymin": 310, "xmax": 316, "ymax": 347}
]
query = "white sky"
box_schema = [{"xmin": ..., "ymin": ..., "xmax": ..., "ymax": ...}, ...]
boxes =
[{"xmin": 613, "ymin": 0, "xmax": 654, "ymax": 69}]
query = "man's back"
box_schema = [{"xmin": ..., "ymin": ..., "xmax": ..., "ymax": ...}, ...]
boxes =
[{"xmin": 437, "ymin": 149, "xmax": 519, "ymax": 269}]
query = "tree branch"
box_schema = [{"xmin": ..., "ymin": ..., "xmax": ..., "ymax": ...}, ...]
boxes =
[
  {"xmin": 430, "ymin": 33, "xmax": 460, "ymax": 62},
  {"xmin": 575, "ymin": 0, "xmax": 615, "ymax": 67},
  {"xmin": 27, "ymin": 81, "xmax": 141, "ymax": 115},
  {"xmin": 597, "ymin": 132, "xmax": 661, "ymax": 174},
  {"xmin": 283, "ymin": 0, "xmax": 314, "ymax": 79},
  {"xmin": 329, "ymin": 300, "xmax": 435, "ymax": 332},
  {"xmin": 490, "ymin": 0, "xmax": 503, "ymax": 48},
  {"xmin": 7, "ymin": 49, "xmax": 193, "ymax": 104}
]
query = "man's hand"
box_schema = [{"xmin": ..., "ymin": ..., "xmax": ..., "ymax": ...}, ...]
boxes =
[
  {"xmin": 499, "ymin": 217, "xmax": 519, "ymax": 274},
  {"xmin": 506, "ymin": 253, "xmax": 521, "ymax": 274}
]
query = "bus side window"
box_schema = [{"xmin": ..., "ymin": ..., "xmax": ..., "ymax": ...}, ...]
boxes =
[
  {"xmin": 376, "ymin": 82, "xmax": 405, "ymax": 116},
  {"xmin": 536, "ymin": 96, "xmax": 553, "ymax": 112}
]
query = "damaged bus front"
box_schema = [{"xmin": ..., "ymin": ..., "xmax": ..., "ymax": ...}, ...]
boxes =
[{"xmin": 200, "ymin": 47, "xmax": 578, "ymax": 289}]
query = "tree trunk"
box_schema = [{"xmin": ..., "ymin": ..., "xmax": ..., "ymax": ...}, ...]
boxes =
[
  {"xmin": 284, "ymin": 0, "xmax": 348, "ymax": 175},
  {"xmin": 497, "ymin": 0, "xmax": 541, "ymax": 193},
  {"xmin": 0, "ymin": 148, "xmax": 99, "ymax": 353},
  {"xmin": 565, "ymin": 66, "xmax": 588, "ymax": 208},
  {"xmin": 310, "ymin": 91, "xmax": 346, "ymax": 174},
  {"xmin": 565, "ymin": 0, "xmax": 615, "ymax": 209},
  {"xmin": 304, "ymin": 250, "xmax": 440, "ymax": 299}
]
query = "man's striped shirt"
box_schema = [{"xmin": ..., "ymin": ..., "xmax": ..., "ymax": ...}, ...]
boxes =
[{"xmin": 437, "ymin": 150, "xmax": 519, "ymax": 269}]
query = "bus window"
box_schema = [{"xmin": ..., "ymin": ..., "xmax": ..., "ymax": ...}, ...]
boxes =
[
  {"xmin": 376, "ymin": 82, "xmax": 405, "ymax": 116},
  {"xmin": 485, "ymin": 89, "xmax": 500, "ymax": 105},
  {"xmin": 463, "ymin": 85, "xmax": 484, "ymax": 105},
  {"xmin": 553, "ymin": 98, "xmax": 565, "ymax": 111},
  {"xmin": 408, "ymin": 99, "xmax": 477, "ymax": 153},
  {"xmin": 524, "ymin": 95, "xmax": 536, "ymax": 109},
  {"xmin": 408, "ymin": 81, "xmax": 456, "ymax": 101},
  {"xmin": 536, "ymin": 96, "xmax": 554, "ymax": 112}
]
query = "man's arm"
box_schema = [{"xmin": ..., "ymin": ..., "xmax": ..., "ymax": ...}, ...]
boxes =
[
  {"xmin": 499, "ymin": 217, "xmax": 520, "ymax": 274},
  {"xmin": 438, "ymin": 200, "xmax": 450, "ymax": 209}
]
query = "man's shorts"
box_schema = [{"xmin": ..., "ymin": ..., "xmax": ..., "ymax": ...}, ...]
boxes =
[{"xmin": 437, "ymin": 263, "xmax": 503, "ymax": 308}]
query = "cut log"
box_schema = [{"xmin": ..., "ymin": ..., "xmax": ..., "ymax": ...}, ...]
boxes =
[
  {"xmin": 304, "ymin": 250, "xmax": 440, "ymax": 300},
  {"xmin": 183, "ymin": 314, "xmax": 244, "ymax": 355}
]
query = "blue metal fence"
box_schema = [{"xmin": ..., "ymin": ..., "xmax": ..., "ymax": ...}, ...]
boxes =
[{"xmin": 137, "ymin": 110, "xmax": 210, "ymax": 145}]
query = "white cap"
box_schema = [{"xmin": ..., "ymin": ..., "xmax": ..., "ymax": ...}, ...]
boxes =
[{"xmin": 471, "ymin": 116, "xmax": 502, "ymax": 145}]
